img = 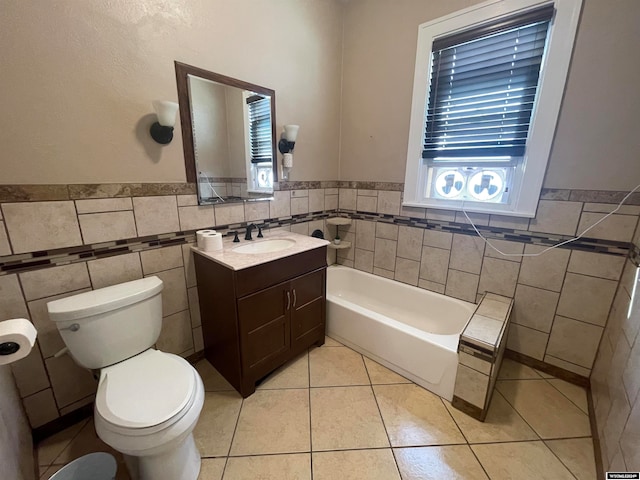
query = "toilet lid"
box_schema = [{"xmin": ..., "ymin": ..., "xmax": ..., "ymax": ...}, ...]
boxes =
[{"xmin": 95, "ymin": 350, "xmax": 196, "ymax": 429}]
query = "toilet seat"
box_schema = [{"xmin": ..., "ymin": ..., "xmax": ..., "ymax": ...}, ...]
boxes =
[{"xmin": 96, "ymin": 349, "xmax": 198, "ymax": 435}]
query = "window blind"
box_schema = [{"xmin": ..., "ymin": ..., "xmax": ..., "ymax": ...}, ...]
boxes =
[
  {"xmin": 246, "ymin": 94, "xmax": 273, "ymax": 164},
  {"xmin": 422, "ymin": 5, "xmax": 554, "ymax": 160}
]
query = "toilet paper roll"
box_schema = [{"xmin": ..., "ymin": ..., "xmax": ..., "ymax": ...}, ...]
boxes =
[
  {"xmin": 0, "ymin": 319, "xmax": 37, "ymax": 366},
  {"xmin": 196, "ymin": 230, "xmax": 216, "ymax": 249},
  {"xmin": 283, "ymin": 153, "xmax": 293, "ymax": 169},
  {"xmin": 202, "ymin": 232, "xmax": 223, "ymax": 252}
]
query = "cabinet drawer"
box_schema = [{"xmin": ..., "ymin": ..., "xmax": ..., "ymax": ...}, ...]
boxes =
[{"xmin": 235, "ymin": 247, "xmax": 326, "ymax": 297}]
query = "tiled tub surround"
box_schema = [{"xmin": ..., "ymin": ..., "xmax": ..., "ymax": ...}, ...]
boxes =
[
  {"xmin": 0, "ymin": 182, "xmax": 638, "ymax": 432},
  {"xmin": 332, "ymin": 187, "xmax": 638, "ymax": 382},
  {"xmin": 454, "ymin": 293, "xmax": 514, "ymax": 421}
]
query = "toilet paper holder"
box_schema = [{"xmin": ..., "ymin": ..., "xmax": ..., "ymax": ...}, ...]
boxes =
[{"xmin": 0, "ymin": 341, "xmax": 21, "ymax": 356}]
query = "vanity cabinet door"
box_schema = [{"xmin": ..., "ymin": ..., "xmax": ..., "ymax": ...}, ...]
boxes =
[
  {"xmin": 290, "ymin": 268, "xmax": 326, "ymax": 350},
  {"xmin": 237, "ymin": 281, "xmax": 290, "ymax": 381}
]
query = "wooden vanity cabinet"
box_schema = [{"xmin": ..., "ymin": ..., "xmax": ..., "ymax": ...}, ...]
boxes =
[{"xmin": 194, "ymin": 247, "xmax": 327, "ymax": 397}]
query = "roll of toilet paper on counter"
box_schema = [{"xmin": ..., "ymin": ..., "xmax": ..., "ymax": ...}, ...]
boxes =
[
  {"xmin": 196, "ymin": 230, "xmax": 216, "ymax": 249},
  {"xmin": 202, "ymin": 232, "xmax": 223, "ymax": 252},
  {"xmin": 0, "ymin": 318, "xmax": 37, "ymax": 366}
]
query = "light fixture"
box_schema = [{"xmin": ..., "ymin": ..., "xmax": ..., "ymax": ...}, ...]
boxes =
[
  {"xmin": 150, "ymin": 100, "xmax": 179, "ymax": 144},
  {"xmin": 278, "ymin": 125, "xmax": 299, "ymax": 180}
]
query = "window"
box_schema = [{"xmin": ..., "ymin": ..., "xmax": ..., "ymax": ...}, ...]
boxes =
[
  {"xmin": 403, "ymin": 0, "xmax": 582, "ymax": 217},
  {"xmin": 246, "ymin": 94, "xmax": 273, "ymax": 191}
]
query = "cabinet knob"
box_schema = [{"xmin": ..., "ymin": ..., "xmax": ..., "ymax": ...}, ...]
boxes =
[{"xmin": 286, "ymin": 291, "xmax": 291, "ymax": 310}]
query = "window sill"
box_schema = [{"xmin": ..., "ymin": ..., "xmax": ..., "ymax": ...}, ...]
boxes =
[{"xmin": 401, "ymin": 200, "xmax": 536, "ymax": 219}]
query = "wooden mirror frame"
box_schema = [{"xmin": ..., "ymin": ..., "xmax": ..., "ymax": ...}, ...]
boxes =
[{"xmin": 174, "ymin": 61, "xmax": 278, "ymax": 185}]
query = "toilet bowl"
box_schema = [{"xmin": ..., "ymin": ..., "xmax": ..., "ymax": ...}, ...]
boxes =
[
  {"xmin": 47, "ymin": 277, "xmax": 205, "ymax": 480},
  {"xmin": 95, "ymin": 349, "xmax": 205, "ymax": 480}
]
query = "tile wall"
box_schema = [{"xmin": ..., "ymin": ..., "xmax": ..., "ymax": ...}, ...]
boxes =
[
  {"xmin": 590, "ymin": 228, "xmax": 640, "ymax": 471},
  {"xmin": 334, "ymin": 186, "xmax": 639, "ymax": 380},
  {"xmin": 0, "ymin": 185, "xmax": 339, "ymax": 429},
  {"xmin": 0, "ymin": 181, "xmax": 638, "ymax": 433}
]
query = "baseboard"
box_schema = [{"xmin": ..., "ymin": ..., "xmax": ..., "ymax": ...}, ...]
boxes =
[
  {"xmin": 32, "ymin": 402, "xmax": 93, "ymax": 444},
  {"xmin": 504, "ymin": 349, "xmax": 589, "ymax": 387},
  {"xmin": 587, "ymin": 382, "xmax": 605, "ymax": 479}
]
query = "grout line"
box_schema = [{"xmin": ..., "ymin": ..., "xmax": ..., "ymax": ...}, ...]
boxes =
[
  {"xmin": 355, "ymin": 370, "xmax": 403, "ymax": 480},
  {"xmin": 307, "ymin": 348, "xmax": 314, "ymax": 480},
  {"xmin": 541, "ymin": 439, "xmax": 581, "ymax": 480},
  {"xmin": 46, "ymin": 417, "xmax": 92, "ymax": 468},
  {"xmin": 225, "ymin": 395, "xmax": 244, "ymax": 459},
  {"xmin": 494, "ymin": 383, "xmax": 545, "ymax": 441},
  {"xmin": 543, "ymin": 377, "xmax": 590, "ymax": 415}
]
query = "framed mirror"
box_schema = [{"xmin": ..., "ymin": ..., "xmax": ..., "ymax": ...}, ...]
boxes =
[{"xmin": 175, "ymin": 62, "xmax": 277, "ymax": 205}]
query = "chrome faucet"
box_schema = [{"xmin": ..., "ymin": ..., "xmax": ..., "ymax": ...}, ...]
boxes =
[{"xmin": 244, "ymin": 224, "xmax": 256, "ymax": 241}]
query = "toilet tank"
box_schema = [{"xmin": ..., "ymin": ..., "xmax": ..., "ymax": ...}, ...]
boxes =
[{"xmin": 47, "ymin": 277, "xmax": 164, "ymax": 369}]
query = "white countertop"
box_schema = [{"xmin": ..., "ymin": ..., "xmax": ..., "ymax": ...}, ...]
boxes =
[{"xmin": 191, "ymin": 231, "xmax": 330, "ymax": 271}]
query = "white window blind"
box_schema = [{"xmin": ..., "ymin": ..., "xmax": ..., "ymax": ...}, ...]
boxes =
[{"xmin": 246, "ymin": 94, "xmax": 273, "ymax": 164}]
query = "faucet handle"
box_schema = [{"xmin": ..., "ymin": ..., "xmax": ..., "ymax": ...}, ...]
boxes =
[
  {"xmin": 257, "ymin": 225, "xmax": 264, "ymax": 238},
  {"xmin": 232, "ymin": 231, "xmax": 240, "ymax": 242}
]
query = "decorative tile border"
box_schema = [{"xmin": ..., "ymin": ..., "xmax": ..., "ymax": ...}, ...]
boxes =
[
  {"xmin": 0, "ymin": 211, "xmax": 334, "ymax": 276},
  {"xmin": 2, "ymin": 182, "xmax": 637, "ymax": 204},
  {"xmin": 338, "ymin": 210, "xmax": 631, "ymax": 256},
  {"xmin": 0, "ymin": 203, "xmax": 633, "ymax": 275},
  {"xmin": 0, "ymin": 183, "xmax": 197, "ymax": 202}
]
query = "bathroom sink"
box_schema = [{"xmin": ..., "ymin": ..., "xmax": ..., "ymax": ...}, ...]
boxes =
[{"xmin": 232, "ymin": 238, "xmax": 296, "ymax": 254}]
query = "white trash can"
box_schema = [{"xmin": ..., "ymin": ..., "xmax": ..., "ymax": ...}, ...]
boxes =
[{"xmin": 49, "ymin": 452, "xmax": 117, "ymax": 480}]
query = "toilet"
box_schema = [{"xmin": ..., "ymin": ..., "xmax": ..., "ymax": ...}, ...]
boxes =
[{"xmin": 47, "ymin": 277, "xmax": 205, "ymax": 480}]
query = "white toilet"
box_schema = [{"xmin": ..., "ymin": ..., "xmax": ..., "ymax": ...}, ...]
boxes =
[{"xmin": 47, "ymin": 276, "xmax": 205, "ymax": 480}]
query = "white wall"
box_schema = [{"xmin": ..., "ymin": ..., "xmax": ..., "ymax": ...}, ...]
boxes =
[
  {"xmin": 0, "ymin": 0, "xmax": 343, "ymax": 184},
  {"xmin": 339, "ymin": 0, "xmax": 640, "ymax": 191}
]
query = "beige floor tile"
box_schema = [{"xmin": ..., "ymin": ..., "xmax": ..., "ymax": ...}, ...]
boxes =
[
  {"xmin": 310, "ymin": 386, "xmax": 389, "ymax": 451},
  {"xmin": 194, "ymin": 391, "xmax": 243, "ymax": 457},
  {"xmin": 323, "ymin": 336, "xmax": 343, "ymax": 347},
  {"xmin": 312, "ymin": 449, "xmax": 401, "ymax": 480},
  {"xmin": 195, "ymin": 360, "xmax": 235, "ymax": 392},
  {"xmin": 472, "ymin": 441, "xmax": 575, "ymax": 479},
  {"xmin": 545, "ymin": 438, "xmax": 597, "ymax": 480},
  {"xmin": 363, "ymin": 357, "xmax": 411, "ymax": 384},
  {"xmin": 198, "ymin": 458, "xmax": 226, "ymax": 480},
  {"xmin": 309, "ymin": 346, "xmax": 369, "ymax": 387},
  {"xmin": 394, "ymin": 445, "xmax": 489, "ymax": 480},
  {"xmin": 36, "ymin": 418, "xmax": 89, "ymax": 467},
  {"xmin": 498, "ymin": 358, "xmax": 543, "ymax": 380},
  {"xmin": 257, "ymin": 352, "xmax": 309, "ymax": 390},
  {"xmin": 52, "ymin": 418, "xmax": 120, "ymax": 465},
  {"xmin": 546, "ymin": 378, "xmax": 589, "ymax": 414},
  {"xmin": 224, "ymin": 453, "xmax": 310, "ymax": 480},
  {"xmin": 373, "ymin": 384, "xmax": 465, "ymax": 447},
  {"xmin": 444, "ymin": 391, "xmax": 538, "ymax": 443},
  {"xmin": 230, "ymin": 389, "xmax": 310, "ymax": 456},
  {"xmin": 497, "ymin": 380, "xmax": 591, "ymax": 439}
]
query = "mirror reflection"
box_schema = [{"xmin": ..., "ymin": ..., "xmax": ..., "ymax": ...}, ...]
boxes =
[{"xmin": 175, "ymin": 62, "xmax": 277, "ymax": 205}]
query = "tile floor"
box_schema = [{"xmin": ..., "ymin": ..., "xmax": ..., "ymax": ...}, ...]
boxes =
[{"xmin": 36, "ymin": 337, "xmax": 597, "ymax": 479}]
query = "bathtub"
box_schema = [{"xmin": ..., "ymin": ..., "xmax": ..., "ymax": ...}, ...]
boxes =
[{"xmin": 326, "ymin": 265, "xmax": 476, "ymax": 400}]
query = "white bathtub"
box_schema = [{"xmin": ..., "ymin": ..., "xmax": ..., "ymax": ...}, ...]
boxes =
[{"xmin": 326, "ymin": 265, "xmax": 476, "ymax": 400}]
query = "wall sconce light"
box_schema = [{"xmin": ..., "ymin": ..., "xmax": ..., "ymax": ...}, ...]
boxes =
[
  {"xmin": 278, "ymin": 125, "xmax": 299, "ymax": 180},
  {"xmin": 150, "ymin": 100, "xmax": 179, "ymax": 144}
]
